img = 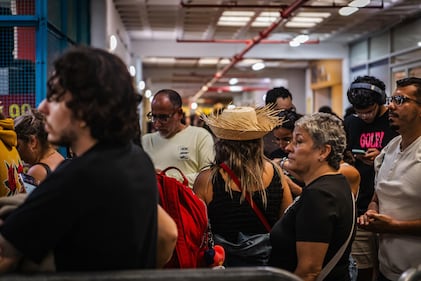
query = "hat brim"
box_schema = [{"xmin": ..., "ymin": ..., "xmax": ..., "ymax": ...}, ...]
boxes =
[{"xmin": 208, "ymin": 125, "xmax": 270, "ymax": 141}]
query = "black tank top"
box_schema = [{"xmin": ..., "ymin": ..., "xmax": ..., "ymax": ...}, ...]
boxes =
[
  {"xmin": 33, "ymin": 162, "xmax": 52, "ymax": 175},
  {"xmin": 208, "ymin": 164, "xmax": 283, "ymax": 242}
]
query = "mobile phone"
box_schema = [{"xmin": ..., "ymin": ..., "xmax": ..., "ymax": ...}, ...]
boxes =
[
  {"xmin": 19, "ymin": 173, "xmax": 38, "ymax": 194},
  {"xmin": 351, "ymin": 149, "xmax": 366, "ymax": 155}
]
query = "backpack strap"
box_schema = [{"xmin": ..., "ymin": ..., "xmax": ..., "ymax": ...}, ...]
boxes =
[
  {"xmin": 33, "ymin": 162, "xmax": 52, "ymax": 175},
  {"xmin": 219, "ymin": 163, "xmax": 271, "ymax": 232}
]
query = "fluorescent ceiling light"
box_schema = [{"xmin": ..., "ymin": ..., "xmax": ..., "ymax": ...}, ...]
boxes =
[
  {"xmin": 254, "ymin": 12, "xmax": 279, "ymax": 23},
  {"xmin": 296, "ymin": 12, "xmax": 331, "ymax": 18},
  {"xmin": 295, "ymin": 34, "xmax": 309, "ymax": 43},
  {"xmin": 129, "ymin": 65, "xmax": 136, "ymax": 77},
  {"xmin": 143, "ymin": 57, "xmax": 175, "ymax": 64},
  {"xmin": 260, "ymin": 12, "xmax": 280, "ymax": 17},
  {"xmin": 289, "ymin": 41, "xmax": 300, "ymax": 47},
  {"xmin": 242, "ymin": 58, "xmax": 265, "ymax": 65},
  {"xmin": 254, "ymin": 17, "xmax": 277, "ymax": 23},
  {"xmin": 199, "ymin": 58, "xmax": 219, "ymax": 65},
  {"xmin": 138, "ymin": 80, "xmax": 145, "ymax": 91},
  {"xmin": 229, "ymin": 78, "xmax": 238, "ymax": 85},
  {"xmin": 217, "ymin": 21, "xmax": 246, "ymax": 26},
  {"xmin": 145, "ymin": 89, "xmax": 152, "ymax": 98},
  {"xmin": 348, "ymin": 0, "xmax": 370, "ymax": 8},
  {"xmin": 418, "ymin": 41, "xmax": 421, "ymax": 47},
  {"xmin": 219, "ymin": 58, "xmax": 231, "ymax": 65},
  {"xmin": 285, "ymin": 21, "xmax": 317, "ymax": 28},
  {"xmin": 219, "ymin": 16, "xmax": 251, "ymax": 22},
  {"xmin": 221, "ymin": 11, "xmax": 255, "ymax": 16},
  {"xmin": 218, "ymin": 12, "xmax": 252, "ymax": 26},
  {"xmin": 290, "ymin": 16, "xmax": 323, "ymax": 23},
  {"xmin": 251, "ymin": 22, "xmax": 271, "ymax": 27},
  {"xmin": 109, "ymin": 35, "xmax": 117, "ymax": 51},
  {"xmin": 252, "ymin": 62, "xmax": 265, "ymax": 71},
  {"xmin": 339, "ymin": 6, "xmax": 359, "ymax": 16}
]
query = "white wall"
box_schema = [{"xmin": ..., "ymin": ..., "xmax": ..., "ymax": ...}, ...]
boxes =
[{"xmin": 90, "ymin": 0, "xmax": 132, "ymax": 65}]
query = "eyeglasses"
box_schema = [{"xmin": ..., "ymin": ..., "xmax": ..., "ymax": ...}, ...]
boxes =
[
  {"xmin": 355, "ymin": 103, "xmax": 378, "ymax": 119},
  {"xmin": 386, "ymin": 95, "xmax": 421, "ymax": 106},
  {"xmin": 146, "ymin": 111, "xmax": 176, "ymax": 123}
]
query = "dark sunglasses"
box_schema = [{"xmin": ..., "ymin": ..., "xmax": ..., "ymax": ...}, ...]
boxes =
[{"xmin": 386, "ymin": 95, "xmax": 421, "ymax": 106}]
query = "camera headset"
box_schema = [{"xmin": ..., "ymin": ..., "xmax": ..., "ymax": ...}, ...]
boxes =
[{"xmin": 347, "ymin": 82, "xmax": 387, "ymax": 106}]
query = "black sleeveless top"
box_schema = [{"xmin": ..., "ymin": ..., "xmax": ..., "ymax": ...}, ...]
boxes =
[
  {"xmin": 33, "ymin": 162, "xmax": 52, "ymax": 175},
  {"xmin": 208, "ymin": 164, "xmax": 283, "ymax": 242}
]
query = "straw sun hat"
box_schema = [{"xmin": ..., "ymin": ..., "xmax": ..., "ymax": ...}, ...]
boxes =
[{"xmin": 202, "ymin": 105, "xmax": 283, "ymax": 141}]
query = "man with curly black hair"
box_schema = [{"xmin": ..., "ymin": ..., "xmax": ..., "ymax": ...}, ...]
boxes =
[
  {"xmin": 0, "ymin": 47, "xmax": 158, "ymax": 272},
  {"xmin": 344, "ymin": 75, "xmax": 398, "ymax": 281}
]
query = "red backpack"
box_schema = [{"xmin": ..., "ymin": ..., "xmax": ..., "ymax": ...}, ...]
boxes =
[{"xmin": 156, "ymin": 167, "xmax": 209, "ymax": 268}]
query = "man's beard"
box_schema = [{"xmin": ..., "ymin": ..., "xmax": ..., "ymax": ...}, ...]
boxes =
[
  {"xmin": 49, "ymin": 131, "xmax": 76, "ymax": 148},
  {"xmin": 389, "ymin": 123, "xmax": 400, "ymax": 131}
]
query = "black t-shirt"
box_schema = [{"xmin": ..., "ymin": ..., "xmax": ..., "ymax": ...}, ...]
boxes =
[
  {"xmin": 0, "ymin": 142, "xmax": 158, "ymax": 271},
  {"xmin": 344, "ymin": 110, "xmax": 398, "ymax": 215},
  {"xmin": 269, "ymin": 174, "xmax": 354, "ymax": 281}
]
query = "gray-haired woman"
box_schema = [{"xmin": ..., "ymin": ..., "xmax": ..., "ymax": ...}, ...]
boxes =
[{"xmin": 269, "ymin": 112, "xmax": 355, "ymax": 281}]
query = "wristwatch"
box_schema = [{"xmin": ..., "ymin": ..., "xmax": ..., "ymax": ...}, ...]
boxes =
[{"xmin": 280, "ymin": 157, "xmax": 289, "ymax": 175}]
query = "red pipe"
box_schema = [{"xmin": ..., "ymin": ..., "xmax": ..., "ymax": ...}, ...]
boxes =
[
  {"xmin": 207, "ymin": 86, "xmax": 271, "ymax": 93},
  {"xmin": 180, "ymin": 1, "xmax": 384, "ymax": 9},
  {"xmin": 176, "ymin": 39, "xmax": 320, "ymax": 44},
  {"xmin": 191, "ymin": 0, "xmax": 310, "ymax": 101}
]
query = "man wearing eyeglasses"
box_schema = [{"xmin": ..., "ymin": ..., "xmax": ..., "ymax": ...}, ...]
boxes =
[
  {"xmin": 357, "ymin": 77, "xmax": 421, "ymax": 281},
  {"xmin": 344, "ymin": 75, "xmax": 399, "ymax": 281},
  {"xmin": 142, "ymin": 89, "xmax": 215, "ymax": 187}
]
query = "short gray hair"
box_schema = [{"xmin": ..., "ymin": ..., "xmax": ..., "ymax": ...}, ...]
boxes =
[{"xmin": 295, "ymin": 112, "xmax": 346, "ymax": 169}]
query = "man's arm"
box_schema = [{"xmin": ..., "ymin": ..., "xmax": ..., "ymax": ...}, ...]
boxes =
[
  {"xmin": 0, "ymin": 234, "xmax": 22, "ymax": 273},
  {"xmin": 359, "ymin": 193, "xmax": 421, "ymax": 236},
  {"xmin": 361, "ymin": 213, "xmax": 421, "ymax": 236}
]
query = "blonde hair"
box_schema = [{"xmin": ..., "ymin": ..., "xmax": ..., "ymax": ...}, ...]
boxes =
[{"xmin": 211, "ymin": 138, "xmax": 268, "ymax": 206}]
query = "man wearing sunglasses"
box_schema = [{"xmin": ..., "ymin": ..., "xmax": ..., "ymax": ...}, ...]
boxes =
[
  {"xmin": 358, "ymin": 77, "xmax": 421, "ymax": 281},
  {"xmin": 142, "ymin": 89, "xmax": 214, "ymax": 187},
  {"xmin": 344, "ymin": 75, "xmax": 399, "ymax": 281}
]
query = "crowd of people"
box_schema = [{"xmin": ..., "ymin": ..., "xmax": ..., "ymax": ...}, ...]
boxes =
[{"xmin": 0, "ymin": 46, "xmax": 420, "ymax": 281}]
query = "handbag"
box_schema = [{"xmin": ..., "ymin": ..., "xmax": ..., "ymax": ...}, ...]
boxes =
[{"xmin": 214, "ymin": 163, "xmax": 272, "ymax": 266}]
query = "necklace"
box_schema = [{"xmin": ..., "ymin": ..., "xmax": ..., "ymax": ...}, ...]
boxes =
[{"xmin": 42, "ymin": 149, "xmax": 56, "ymax": 160}]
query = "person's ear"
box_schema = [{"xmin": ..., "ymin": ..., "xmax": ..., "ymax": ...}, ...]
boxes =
[
  {"xmin": 28, "ymin": 135, "xmax": 38, "ymax": 150},
  {"xmin": 319, "ymin": 144, "xmax": 332, "ymax": 162}
]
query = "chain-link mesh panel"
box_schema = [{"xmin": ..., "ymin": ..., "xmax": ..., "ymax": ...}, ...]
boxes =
[
  {"xmin": 0, "ymin": 0, "xmax": 36, "ymax": 117},
  {"xmin": 2, "ymin": 0, "xmax": 35, "ymax": 16},
  {"xmin": 0, "ymin": 22, "xmax": 35, "ymax": 118}
]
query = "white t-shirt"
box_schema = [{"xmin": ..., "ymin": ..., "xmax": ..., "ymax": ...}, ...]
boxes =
[
  {"xmin": 142, "ymin": 125, "xmax": 215, "ymax": 187},
  {"xmin": 374, "ymin": 135, "xmax": 421, "ymax": 280}
]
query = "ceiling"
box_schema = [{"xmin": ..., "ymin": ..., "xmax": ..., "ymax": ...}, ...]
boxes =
[{"xmin": 113, "ymin": 0, "xmax": 421, "ymax": 105}]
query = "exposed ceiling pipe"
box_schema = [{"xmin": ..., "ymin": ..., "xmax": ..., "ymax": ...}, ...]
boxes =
[
  {"xmin": 176, "ymin": 39, "xmax": 320, "ymax": 44},
  {"xmin": 180, "ymin": 1, "xmax": 384, "ymax": 9},
  {"xmin": 207, "ymin": 86, "xmax": 271, "ymax": 93},
  {"xmin": 190, "ymin": 0, "xmax": 310, "ymax": 102}
]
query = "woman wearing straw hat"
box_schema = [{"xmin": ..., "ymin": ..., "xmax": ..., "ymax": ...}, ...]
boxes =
[
  {"xmin": 269, "ymin": 113, "xmax": 355, "ymax": 281},
  {"xmin": 193, "ymin": 105, "xmax": 293, "ymax": 267}
]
